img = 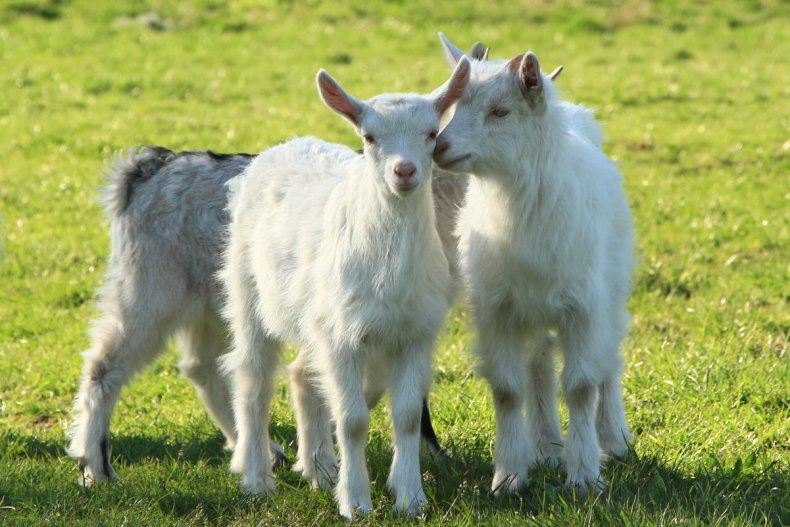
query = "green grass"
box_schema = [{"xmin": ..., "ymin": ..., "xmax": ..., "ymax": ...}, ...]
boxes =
[{"xmin": 1, "ymin": 0, "xmax": 788, "ymax": 525}]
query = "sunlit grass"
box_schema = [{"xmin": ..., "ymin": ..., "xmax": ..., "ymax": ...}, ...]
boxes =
[{"xmin": 1, "ymin": 1, "xmax": 787, "ymax": 525}]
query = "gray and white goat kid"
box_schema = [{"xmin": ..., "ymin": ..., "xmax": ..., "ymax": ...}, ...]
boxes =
[
  {"xmin": 64, "ymin": 148, "xmax": 293, "ymax": 485},
  {"xmin": 220, "ymin": 59, "xmax": 471, "ymax": 517},
  {"xmin": 434, "ymin": 43, "xmax": 634, "ymax": 494}
]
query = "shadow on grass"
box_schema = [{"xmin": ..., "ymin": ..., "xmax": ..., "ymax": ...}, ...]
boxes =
[
  {"xmin": 2, "ymin": 420, "xmax": 297, "ymax": 464},
  {"xmin": 368, "ymin": 437, "xmax": 787, "ymax": 525},
  {"xmin": 2, "ymin": 427, "xmax": 786, "ymax": 525}
]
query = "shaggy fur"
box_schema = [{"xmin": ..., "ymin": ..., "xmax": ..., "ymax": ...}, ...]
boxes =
[
  {"xmin": 219, "ymin": 60, "xmax": 469, "ymax": 517},
  {"xmin": 436, "ymin": 35, "xmax": 634, "ymax": 494},
  {"xmin": 65, "ymin": 148, "xmax": 264, "ymax": 484}
]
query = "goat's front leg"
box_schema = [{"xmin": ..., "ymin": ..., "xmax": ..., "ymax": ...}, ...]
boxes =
[
  {"xmin": 476, "ymin": 325, "xmax": 533, "ymax": 495},
  {"xmin": 525, "ymin": 331, "xmax": 563, "ymax": 467},
  {"xmin": 560, "ymin": 311, "xmax": 606, "ymax": 495},
  {"xmin": 387, "ymin": 344, "xmax": 432, "ymax": 515},
  {"xmin": 323, "ymin": 348, "xmax": 372, "ymax": 519}
]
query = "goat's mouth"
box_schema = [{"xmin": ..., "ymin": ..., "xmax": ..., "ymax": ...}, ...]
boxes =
[
  {"xmin": 435, "ymin": 154, "xmax": 470, "ymax": 170},
  {"xmin": 391, "ymin": 179, "xmax": 418, "ymax": 196}
]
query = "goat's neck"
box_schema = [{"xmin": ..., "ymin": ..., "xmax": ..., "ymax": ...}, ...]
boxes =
[
  {"xmin": 470, "ymin": 130, "xmax": 566, "ymax": 236},
  {"xmin": 347, "ymin": 169, "xmax": 437, "ymax": 248}
]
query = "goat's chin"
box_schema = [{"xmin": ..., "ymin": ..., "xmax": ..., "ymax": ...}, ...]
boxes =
[{"xmin": 388, "ymin": 181, "xmax": 419, "ymax": 198}]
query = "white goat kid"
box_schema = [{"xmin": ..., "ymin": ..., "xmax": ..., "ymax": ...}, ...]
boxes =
[
  {"xmin": 220, "ymin": 59, "xmax": 470, "ymax": 517},
  {"xmin": 434, "ymin": 46, "xmax": 634, "ymax": 494}
]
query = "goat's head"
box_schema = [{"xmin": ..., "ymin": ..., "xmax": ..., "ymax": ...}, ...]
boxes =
[
  {"xmin": 317, "ymin": 58, "xmax": 470, "ymax": 198},
  {"xmin": 434, "ymin": 35, "xmax": 563, "ymax": 176}
]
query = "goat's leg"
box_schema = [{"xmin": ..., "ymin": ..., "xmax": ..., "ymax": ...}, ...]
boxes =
[
  {"xmin": 596, "ymin": 368, "xmax": 632, "ymax": 459},
  {"xmin": 176, "ymin": 310, "xmax": 237, "ymax": 449},
  {"xmin": 476, "ymin": 326, "xmax": 532, "ymax": 495},
  {"xmin": 323, "ymin": 349, "xmax": 372, "ymax": 519},
  {"xmin": 595, "ymin": 308, "xmax": 632, "ymax": 459},
  {"xmin": 559, "ymin": 312, "xmax": 606, "ymax": 494},
  {"xmin": 387, "ymin": 344, "xmax": 432, "ymax": 515},
  {"xmin": 67, "ymin": 275, "xmax": 184, "ymax": 485},
  {"xmin": 221, "ymin": 256, "xmax": 281, "ymax": 496},
  {"xmin": 224, "ymin": 334, "xmax": 281, "ymax": 496},
  {"xmin": 289, "ymin": 352, "xmax": 337, "ymax": 490},
  {"xmin": 524, "ymin": 331, "xmax": 563, "ymax": 467},
  {"xmin": 178, "ymin": 310, "xmax": 288, "ymax": 466}
]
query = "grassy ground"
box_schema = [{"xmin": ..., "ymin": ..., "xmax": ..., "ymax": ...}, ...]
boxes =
[{"xmin": 1, "ymin": 0, "xmax": 788, "ymax": 525}]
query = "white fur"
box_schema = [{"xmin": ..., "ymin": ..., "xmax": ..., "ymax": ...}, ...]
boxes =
[
  {"xmin": 220, "ymin": 61, "xmax": 469, "ymax": 517},
  {"xmin": 435, "ymin": 42, "xmax": 633, "ymax": 495}
]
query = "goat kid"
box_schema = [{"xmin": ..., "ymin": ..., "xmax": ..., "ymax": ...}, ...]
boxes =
[
  {"xmin": 435, "ymin": 39, "xmax": 634, "ymax": 495},
  {"xmin": 63, "ymin": 149, "xmax": 295, "ymax": 485},
  {"xmin": 220, "ymin": 59, "xmax": 470, "ymax": 517}
]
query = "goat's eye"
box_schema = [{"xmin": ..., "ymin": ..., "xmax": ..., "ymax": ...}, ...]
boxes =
[
  {"xmin": 427, "ymin": 131, "xmax": 438, "ymax": 141},
  {"xmin": 363, "ymin": 134, "xmax": 376, "ymax": 145},
  {"xmin": 491, "ymin": 107, "xmax": 509, "ymax": 118}
]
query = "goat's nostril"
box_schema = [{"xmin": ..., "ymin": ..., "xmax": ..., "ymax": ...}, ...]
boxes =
[
  {"xmin": 435, "ymin": 141, "xmax": 450, "ymax": 156},
  {"xmin": 394, "ymin": 162, "xmax": 416, "ymax": 180}
]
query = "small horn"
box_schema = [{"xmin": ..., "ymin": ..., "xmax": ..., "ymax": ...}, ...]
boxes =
[
  {"xmin": 548, "ymin": 65, "xmax": 564, "ymax": 81},
  {"xmin": 470, "ymin": 42, "xmax": 486, "ymax": 60},
  {"xmin": 482, "ymin": 47, "xmax": 490, "ymax": 61}
]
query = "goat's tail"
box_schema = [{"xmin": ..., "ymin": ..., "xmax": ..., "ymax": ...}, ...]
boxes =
[{"xmin": 102, "ymin": 146, "xmax": 175, "ymax": 217}]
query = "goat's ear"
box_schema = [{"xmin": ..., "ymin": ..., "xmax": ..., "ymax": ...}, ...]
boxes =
[
  {"xmin": 438, "ymin": 32, "xmax": 465, "ymax": 66},
  {"xmin": 505, "ymin": 53, "xmax": 524, "ymax": 73},
  {"xmin": 520, "ymin": 52, "xmax": 542, "ymax": 92},
  {"xmin": 507, "ymin": 52, "xmax": 544, "ymax": 103},
  {"xmin": 434, "ymin": 56, "xmax": 470, "ymax": 116},
  {"xmin": 470, "ymin": 42, "xmax": 490, "ymax": 61},
  {"xmin": 548, "ymin": 65, "xmax": 563, "ymax": 82},
  {"xmin": 316, "ymin": 69, "xmax": 365, "ymax": 127}
]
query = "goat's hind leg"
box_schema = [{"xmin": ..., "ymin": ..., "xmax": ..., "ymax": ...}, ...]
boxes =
[
  {"xmin": 67, "ymin": 279, "xmax": 181, "ymax": 485},
  {"xmin": 223, "ymin": 336, "xmax": 281, "ymax": 495},
  {"xmin": 177, "ymin": 311, "xmax": 237, "ymax": 449},
  {"xmin": 289, "ymin": 352, "xmax": 337, "ymax": 490},
  {"xmin": 175, "ymin": 310, "xmax": 288, "ymax": 467}
]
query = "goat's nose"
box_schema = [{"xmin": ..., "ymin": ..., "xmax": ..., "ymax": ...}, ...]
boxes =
[
  {"xmin": 394, "ymin": 161, "xmax": 416, "ymax": 181},
  {"xmin": 434, "ymin": 140, "xmax": 450, "ymax": 157}
]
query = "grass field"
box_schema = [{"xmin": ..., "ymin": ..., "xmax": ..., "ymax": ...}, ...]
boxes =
[{"xmin": 1, "ymin": 0, "xmax": 788, "ymax": 525}]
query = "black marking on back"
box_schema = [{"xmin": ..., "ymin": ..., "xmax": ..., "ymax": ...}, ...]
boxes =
[
  {"xmin": 203, "ymin": 150, "xmax": 254, "ymax": 162},
  {"xmin": 112, "ymin": 146, "xmax": 254, "ymax": 215}
]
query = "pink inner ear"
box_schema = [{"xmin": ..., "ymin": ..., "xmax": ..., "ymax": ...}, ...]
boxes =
[
  {"xmin": 437, "ymin": 59, "xmax": 470, "ymax": 114},
  {"xmin": 522, "ymin": 58, "xmax": 541, "ymax": 89},
  {"xmin": 321, "ymin": 79, "xmax": 358, "ymax": 123}
]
